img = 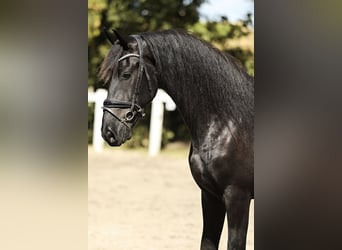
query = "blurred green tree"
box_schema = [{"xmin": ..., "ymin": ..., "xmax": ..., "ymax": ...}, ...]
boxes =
[
  {"xmin": 89, "ymin": 0, "xmax": 205, "ymax": 90},
  {"xmin": 187, "ymin": 16, "xmax": 254, "ymax": 75}
]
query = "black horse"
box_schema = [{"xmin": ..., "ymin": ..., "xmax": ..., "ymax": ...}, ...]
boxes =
[{"xmin": 99, "ymin": 29, "xmax": 254, "ymax": 250}]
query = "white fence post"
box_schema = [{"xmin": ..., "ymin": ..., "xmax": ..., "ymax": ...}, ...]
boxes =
[
  {"xmin": 148, "ymin": 89, "xmax": 176, "ymax": 156},
  {"xmin": 88, "ymin": 89, "xmax": 107, "ymax": 152}
]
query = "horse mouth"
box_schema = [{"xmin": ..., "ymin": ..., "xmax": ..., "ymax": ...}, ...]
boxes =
[{"xmin": 107, "ymin": 137, "xmax": 122, "ymax": 146}]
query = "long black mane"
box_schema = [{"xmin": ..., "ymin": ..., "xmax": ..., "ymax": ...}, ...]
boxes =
[
  {"xmin": 99, "ymin": 29, "xmax": 254, "ymax": 134},
  {"xmin": 141, "ymin": 29, "xmax": 254, "ymax": 134}
]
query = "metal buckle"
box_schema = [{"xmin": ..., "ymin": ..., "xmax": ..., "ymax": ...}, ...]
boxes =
[{"xmin": 124, "ymin": 111, "xmax": 135, "ymax": 121}]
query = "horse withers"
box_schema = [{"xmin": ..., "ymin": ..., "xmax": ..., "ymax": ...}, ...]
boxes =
[{"xmin": 99, "ymin": 28, "xmax": 254, "ymax": 250}]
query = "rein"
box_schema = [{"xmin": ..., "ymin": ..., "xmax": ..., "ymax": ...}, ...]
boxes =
[{"xmin": 102, "ymin": 35, "xmax": 148, "ymax": 128}]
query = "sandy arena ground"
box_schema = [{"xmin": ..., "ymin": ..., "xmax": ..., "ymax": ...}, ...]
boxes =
[{"xmin": 88, "ymin": 146, "xmax": 254, "ymax": 250}]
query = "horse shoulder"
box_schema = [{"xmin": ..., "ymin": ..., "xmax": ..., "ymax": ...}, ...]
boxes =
[{"xmin": 188, "ymin": 124, "xmax": 253, "ymax": 196}]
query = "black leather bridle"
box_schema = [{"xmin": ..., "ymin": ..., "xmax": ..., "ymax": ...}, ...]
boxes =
[{"xmin": 102, "ymin": 35, "xmax": 151, "ymax": 128}]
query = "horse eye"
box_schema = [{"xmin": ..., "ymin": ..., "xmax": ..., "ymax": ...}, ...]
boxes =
[{"xmin": 121, "ymin": 72, "xmax": 131, "ymax": 80}]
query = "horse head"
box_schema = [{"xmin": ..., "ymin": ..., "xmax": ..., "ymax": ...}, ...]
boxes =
[{"xmin": 100, "ymin": 29, "xmax": 158, "ymax": 146}]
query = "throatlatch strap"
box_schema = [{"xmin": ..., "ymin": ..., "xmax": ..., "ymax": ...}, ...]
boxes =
[{"xmin": 130, "ymin": 35, "xmax": 145, "ymax": 109}]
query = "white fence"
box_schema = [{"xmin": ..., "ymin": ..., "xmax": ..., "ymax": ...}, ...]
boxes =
[{"xmin": 88, "ymin": 89, "xmax": 176, "ymax": 156}]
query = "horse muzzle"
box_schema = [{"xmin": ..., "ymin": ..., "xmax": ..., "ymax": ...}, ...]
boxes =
[{"xmin": 102, "ymin": 124, "xmax": 132, "ymax": 146}]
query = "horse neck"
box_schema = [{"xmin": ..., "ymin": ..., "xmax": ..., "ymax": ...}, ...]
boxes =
[
  {"xmin": 160, "ymin": 79, "xmax": 228, "ymax": 144},
  {"xmin": 146, "ymin": 34, "xmax": 253, "ymax": 145}
]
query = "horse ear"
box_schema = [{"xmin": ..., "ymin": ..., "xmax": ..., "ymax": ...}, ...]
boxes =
[
  {"xmin": 112, "ymin": 29, "xmax": 129, "ymax": 50},
  {"xmin": 102, "ymin": 27, "xmax": 116, "ymax": 45}
]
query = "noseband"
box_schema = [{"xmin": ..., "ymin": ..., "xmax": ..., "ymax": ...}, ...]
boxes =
[{"xmin": 102, "ymin": 35, "xmax": 150, "ymax": 128}]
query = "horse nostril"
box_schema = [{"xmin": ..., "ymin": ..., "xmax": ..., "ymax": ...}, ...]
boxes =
[{"xmin": 106, "ymin": 127, "xmax": 117, "ymax": 144}]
